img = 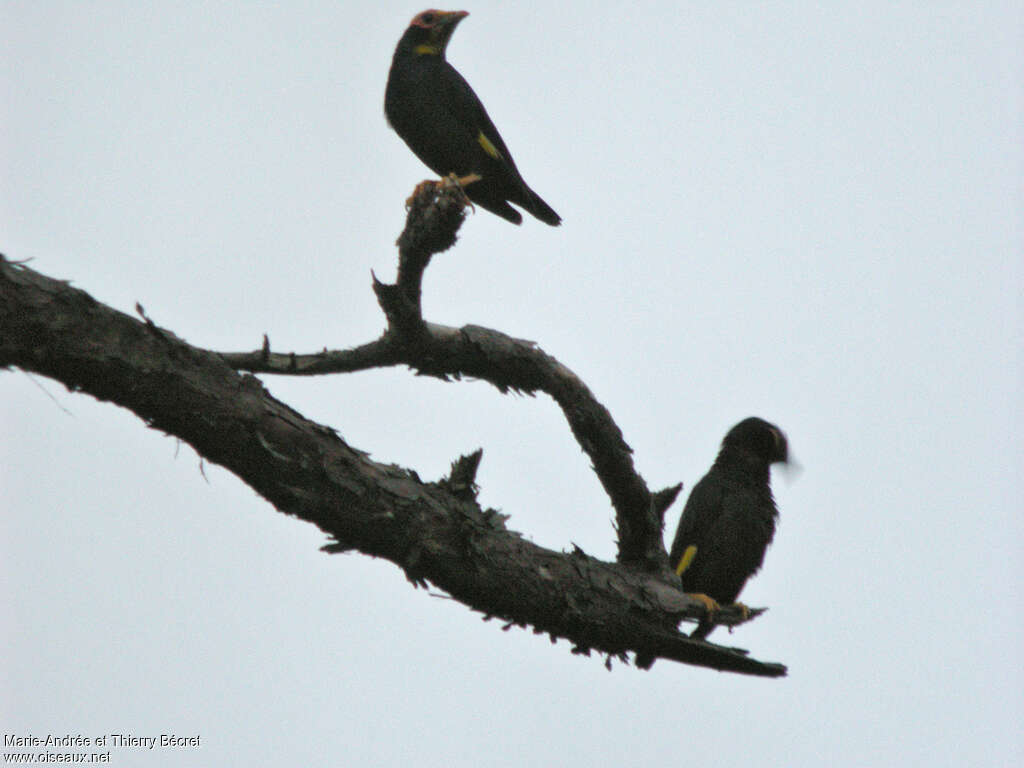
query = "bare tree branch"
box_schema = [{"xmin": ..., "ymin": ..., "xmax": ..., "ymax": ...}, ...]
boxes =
[
  {"xmin": 0, "ymin": 184, "xmax": 787, "ymax": 675},
  {"xmin": 221, "ymin": 182, "xmax": 671, "ymax": 570}
]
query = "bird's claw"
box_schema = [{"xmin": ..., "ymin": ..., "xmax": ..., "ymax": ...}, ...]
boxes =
[
  {"xmin": 442, "ymin": 173, "xmax": 479, "ymax": 211},
  {"xmin": 724, "ymin": 602, "xmax": 752, "ymax": 633},
  {"xmin": 688, "ymin": 592, "xmax": 721, "ymax": 620},
  {"xmin": 443, "ymin": 171, "xmax": 481, "ymax": 188},
  {"xmin": 405, "ymin": 175, "xmax": 480, "ymax": 212}
]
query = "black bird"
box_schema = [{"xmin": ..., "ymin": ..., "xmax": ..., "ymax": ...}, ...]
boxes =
[
  {"xmin": 384, "ymin": 9, "xmax": 561, "ymax": 226},
  {"xmin": 669, "ymin": 417, "xmax": 790, "ymax": 640}
]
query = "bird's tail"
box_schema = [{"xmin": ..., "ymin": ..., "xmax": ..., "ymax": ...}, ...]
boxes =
[{"xmin": 523, "ymin": 187, "xmax": 561, "ymax": 226}]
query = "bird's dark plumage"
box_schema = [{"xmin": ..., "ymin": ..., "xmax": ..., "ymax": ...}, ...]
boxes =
[
  {"xmin": 384, "ymin": 9, "xmax": 561, "ymax": 226},
  {"xmin": 669, "ymin": 417, "xmax": 789, "ymax": 640}
]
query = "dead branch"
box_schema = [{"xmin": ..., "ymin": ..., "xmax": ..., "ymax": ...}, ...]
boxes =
[
  {"xmin": 0, "ymin": 185, "xmax": 786, "ymax": 673},
  {"xmin": 220, "ymin": 182, "xmax": 671, "ymax": 570},
  {"xmin": 1, "ymin": 253, "xmax": 783, "ymax": 675}
]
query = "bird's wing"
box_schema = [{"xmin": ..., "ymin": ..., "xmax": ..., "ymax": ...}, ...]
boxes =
[
  {"xmin": 697, "ymin": 488, "xmax": 775, "ymax": 600},
  {"xmin": 668, "ymin": 473, "xmax": 723, "ymax": 570},
  {"xmin": 437, "ymin": 61, "xmax": 522, "ymax": 176}
]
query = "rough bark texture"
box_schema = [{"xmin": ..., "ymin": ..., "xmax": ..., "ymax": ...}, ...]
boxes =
[
  {"xmin": 0, "ymin": 185, "xmax": 786, "ymax": 675},
  {"xmin": 225, "ymin": 182, "xmax": 671, "ymax": 572}
]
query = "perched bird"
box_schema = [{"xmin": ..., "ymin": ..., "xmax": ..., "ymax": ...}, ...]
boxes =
[
  {"xmin": 384, "ymin": 9, "xmax": 561, "ymax": 226},
  {"xmin": 669, "ymin": 417, "xmax": 790, "ymax": 640}
]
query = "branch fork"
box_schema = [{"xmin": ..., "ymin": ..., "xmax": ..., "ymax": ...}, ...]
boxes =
[{"xmin": 0, "ymin": 186, "xmax": 786, "ymax": 675}]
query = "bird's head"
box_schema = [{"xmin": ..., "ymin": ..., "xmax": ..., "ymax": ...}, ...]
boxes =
[
  {"xmin": 723, "ymin": 417, "xmax": 790, "ymax": 467},
  {"xmin": 403, "ymin": 9, "xmax": 469, "ymax": 57}
]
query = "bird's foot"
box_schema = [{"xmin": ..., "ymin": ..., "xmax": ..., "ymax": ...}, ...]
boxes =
[
  {"xmin": 687, "ymin": 592, "xmax": 721, "ymax": 621},
  {"xmin": 724, "ymin": 602, "xmax": 751, "ymax": 632},
  {"xmin": 441, "ymin": 172, "xmax": 480, "ymax": 212},
  {"xmin": 406, "ymin": 174, "xmax": 481, "ymax": 212},
  {"xmin": 443, "ymin": 171, "xmax": 482, "ymax": 189}
]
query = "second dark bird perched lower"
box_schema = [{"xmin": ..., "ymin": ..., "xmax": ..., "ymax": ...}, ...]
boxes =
[
  {"xmin": 384, "ymin": 9, "xmax": 561, "ymax": 226},
  {"xmin": 669, "ymin": 417, "xmax": 790, "ymax": 640}
]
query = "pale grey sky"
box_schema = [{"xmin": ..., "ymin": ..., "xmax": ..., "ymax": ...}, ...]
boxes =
[{"xmin": 3, "ymin": 2, "xmax": 1022, "ymax": 766}]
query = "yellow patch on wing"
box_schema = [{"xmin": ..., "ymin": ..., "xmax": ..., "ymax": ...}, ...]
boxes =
[
  {"xmin": 413, "ymin": 43, "xmax": 440, "ymax": 55},
  {"xmin": 675, "ymin": 544, "xmax": 698, "ymax": 577},
  {"xmin": 477, "ymin": 131, "xmax": 503, "ymax": 160}
]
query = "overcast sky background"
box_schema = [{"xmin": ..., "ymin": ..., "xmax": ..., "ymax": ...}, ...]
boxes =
[{"xmin": 3, "ymin": 2, "xmax": 1022, "ymax": 766}]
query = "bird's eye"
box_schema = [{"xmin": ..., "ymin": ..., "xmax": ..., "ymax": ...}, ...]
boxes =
[{"xmin": 420, "ymin": 12, "xmax": 435, "ymax": 24}]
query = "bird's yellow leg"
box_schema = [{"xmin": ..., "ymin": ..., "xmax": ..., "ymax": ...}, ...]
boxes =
[
  {"xmin": 439, "ymin": 172, "xmax": 479, "ymax": 211},
  {"xmin": 443, "ymin": 171, "xmax": 481, "ymax": 188},
  {"xmin": 405, "ymin": 173, "xmax": 482, "ymax": 211},
  {"xmin": 686, "ymin": 593, "xmax": 720, "ymax": 619}
]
